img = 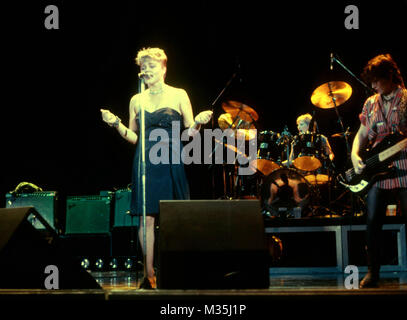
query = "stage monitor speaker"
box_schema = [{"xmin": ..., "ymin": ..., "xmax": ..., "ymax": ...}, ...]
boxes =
[
  {"xmin": 0, "ymin": 207, "xmax": 101, "ymax": 289},
  {"xmin": 157, "ymin": 200, "xmax": 270, "ymax": 289}
]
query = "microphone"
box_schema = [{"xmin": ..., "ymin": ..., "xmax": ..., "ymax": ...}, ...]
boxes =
[
  {"xmin": 330, "ymin": 53, "xmax": 334, "ymax": 70},
  {"xmin": 138, "ymin": 72, "xmax": 148, "ymax": 79}
]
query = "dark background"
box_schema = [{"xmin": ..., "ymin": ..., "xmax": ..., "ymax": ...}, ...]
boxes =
[{"xmin": 1, "ymin": 0, "xmax": 407, "ymax": 204}]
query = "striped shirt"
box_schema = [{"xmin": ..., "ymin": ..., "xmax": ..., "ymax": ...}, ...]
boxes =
[{"xmin": 359, "ymin": 86, "xmax": 407, "ymax": 189}]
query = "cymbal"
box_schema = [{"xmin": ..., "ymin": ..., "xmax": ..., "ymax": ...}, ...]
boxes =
[
  {"xmin": 222, "ymin": 101, "xmax": 259, "ymax": 122},
  {"xmin": 214, "ymin": 139, "xmax": 248, "ymax": 159},
  {"xmin": 218, "ymin": 113, "xmax": 234, "ymax": 130},
  {"xmin": 218, "ymin": 113, "xmax": 256, "ymax": 140},
  {"xmin": 331, "ymin": 131, "xmax": 353, "ymax": 138},
  {"xmin": 311, "ymin": 81, "xmax": 352, "ymax": 109}
]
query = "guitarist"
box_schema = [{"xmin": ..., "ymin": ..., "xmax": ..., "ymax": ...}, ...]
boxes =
[{"xmin": 351, "ymin": 54, "xmax": 407, "ymax": 288}]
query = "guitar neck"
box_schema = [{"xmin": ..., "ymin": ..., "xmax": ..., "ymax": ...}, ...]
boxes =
[
  {"xmin": 378, "ymin": 138, "xmax": 407, "ymax": 162},
  {"xmin": 345, "ymin": 137, "xmax": 407, "ymax": 182}
]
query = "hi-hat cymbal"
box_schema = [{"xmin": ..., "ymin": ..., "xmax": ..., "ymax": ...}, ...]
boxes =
[
  {"xmin": 218, "ymin": 113, "xmax": 256, "ymax": 140},
  {"xmin": 331, "ymin": 132, "xmax": 353, "ymax": 138},
  {"xmin": 214, "ymin": 139, "xmax": 248, "ymax": 159},
  {"xmin": 311, "ymin": 81, "xmax": 352, "ymax": 109},
  {"xmin": 218, "ymin": 113, "xmax": 234, "ymax": 130},
  {"xmin": 222, "ymin": 101, "xmax": 259, "ymax": 122}
]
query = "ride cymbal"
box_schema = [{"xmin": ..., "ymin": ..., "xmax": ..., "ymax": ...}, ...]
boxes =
[{"xmin": 311, "ymin": 81, "xmax": 352, "ymax": 109}]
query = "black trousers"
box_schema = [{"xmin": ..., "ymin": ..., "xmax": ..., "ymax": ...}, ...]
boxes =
[{"xmin": 365, "ymin": 187, "xmax": 407, "ymax": 268}]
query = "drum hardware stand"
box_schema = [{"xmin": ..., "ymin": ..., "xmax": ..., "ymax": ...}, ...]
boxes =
[
  {"xmin": 327, "ymin": 81, "xmax": 351, "ymax": 157},
  {"xmin": 220, "ymin": 160, "xmax": 237, "ymax": 200},
  {"xmin": 325, "ymin": 81, "xmax": 357, "ymax": 218},
  {"xmin": 221, "ymin": 163, "xmax": 231, "ymax": 199},
  {"xmin": 323, "ymin": 160, "xmax": 336, "ymax": 217},
  {"xmin": 210, "ymin": 114, "xmax": 244, "ymax": 199},
  {"xmin": 207, "ymin": 72, "xmax": 239, "ymax": 199},
  {"xmin": 209, "ymin": 113, "xmax": 245, "ymax": 161},
  {"xmin": 230, "ymin": 116, "xmax": 255, "ymax": 199},
  {"xmin": 277, "ymin": 125, "xmax": 292, "ymax": 167}
]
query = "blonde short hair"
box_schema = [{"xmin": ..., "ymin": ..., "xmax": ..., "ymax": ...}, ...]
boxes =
[
  {"xmin": 135, "ymin": 47, "xmax": 167, "ymax": 67},
  {"xmin": 296, "ymin": 113, "xmax": 312, "ymax": 125}
]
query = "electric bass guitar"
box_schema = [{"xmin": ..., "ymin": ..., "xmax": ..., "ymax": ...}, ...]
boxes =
[{"xmin": 338, "ymin": 132, "xmax": 407, "ymax": 194}]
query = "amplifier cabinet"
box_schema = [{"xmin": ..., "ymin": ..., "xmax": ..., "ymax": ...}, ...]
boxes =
[
  {"xmin": 65, "ymin": 195, "xmax": 112, "ymax": 234},
  {"xmin": 113, "ymin": 188, "xmax": 139, "ymax": 227},
  {"xmin": 5, "ymin": 191, "xmax": 58, "ymax": 231}
]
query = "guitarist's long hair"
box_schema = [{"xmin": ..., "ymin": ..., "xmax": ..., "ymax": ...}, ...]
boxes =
[{"xmin": 361, "ymin": 54, "xmax": 405, "ymax": 89}]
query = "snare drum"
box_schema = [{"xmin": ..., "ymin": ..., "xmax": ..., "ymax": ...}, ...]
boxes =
[{"xmin": 292, "ymin": 133, "xmax": 324, "ymax": 171}]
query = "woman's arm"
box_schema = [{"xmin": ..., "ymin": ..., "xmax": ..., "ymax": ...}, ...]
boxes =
[
  {"xmin": 100, "ymin": 94, "xmax": 139, "ymax": 144},
  {"xmin": 178, "ymin": 88, "xmax": 212, "ymax": 137}
]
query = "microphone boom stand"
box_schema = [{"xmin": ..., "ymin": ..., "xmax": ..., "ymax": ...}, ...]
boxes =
[
  {"xmin": 332, "ymin": 55, "xmax": 375, "ymax": 96},
  {"xmin": 139, "ymin": 76, "xmax": 148, "ymax": 288},
  {"xmin": 330, "ymin": 54, "xmax": 374, "ymax": 218}
]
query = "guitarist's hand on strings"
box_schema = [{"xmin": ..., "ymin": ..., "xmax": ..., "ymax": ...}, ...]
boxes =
[{"xmin": 351, "ymin": 152, "xmax": 366, "ymax": 175}]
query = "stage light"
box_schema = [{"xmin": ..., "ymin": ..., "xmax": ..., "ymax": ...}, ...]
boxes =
[
  {"xmin": 95, "ymin": 258, "xmax": 104, "ymax": 270},
  {"xmin": 109, "ymin": 258, "xmax": 118, "ymax": 270},
  {"xmin": 80, "ymin": 258, "xmax": 90, "ymax": 269},
  {"xmin": 124, "ymin": 258, "xmax": 133, "ymax": 270}
]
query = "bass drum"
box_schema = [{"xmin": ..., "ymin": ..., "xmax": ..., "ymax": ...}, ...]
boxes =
[{"xmin": 260, "ymin": 168, "xmax": 312, "ymax": 218}]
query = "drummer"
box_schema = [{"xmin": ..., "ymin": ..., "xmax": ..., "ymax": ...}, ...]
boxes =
[{"xmin": 288, "ymin": 113, "xmax": 334, "ymax": 167}]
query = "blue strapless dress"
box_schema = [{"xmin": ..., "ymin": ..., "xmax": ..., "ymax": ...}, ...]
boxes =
[{"xmin": 130, "ymin": 108, "xmax": 190, "ymax": 215}]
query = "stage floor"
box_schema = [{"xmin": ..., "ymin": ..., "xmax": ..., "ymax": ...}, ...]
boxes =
[
  {"xmin": 92, "ymin": 270, "xmax": 407, "ymax": 291},
  {"xmin": 1, "ymin": 270, "xmax": 407, "ymax": 316},
  {"xmin": 3, "ymin": 270, "xmax": 406, "ymax": 295}
]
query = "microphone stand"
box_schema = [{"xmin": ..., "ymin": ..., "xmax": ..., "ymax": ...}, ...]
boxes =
[
  {"xmin": 331, "ymin": 54, "xmax": 375, "ymax": 97},
  {"xmin": 138, "ymin": 75, "xmax": 148, "ymax": 288},
  {"xmin": 331, "ymin": 54, "xmax": 375, "ymax": 220}
]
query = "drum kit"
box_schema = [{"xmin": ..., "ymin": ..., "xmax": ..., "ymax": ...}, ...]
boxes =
[{"xmin": 216, "ymin": 81, "xmax": 353, "ymax": 219}]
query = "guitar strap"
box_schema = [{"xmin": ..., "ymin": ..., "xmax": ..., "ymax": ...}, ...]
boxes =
[{"xmin": 378, "ymin": 88, "xmax": 402, "ymax": 133}]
